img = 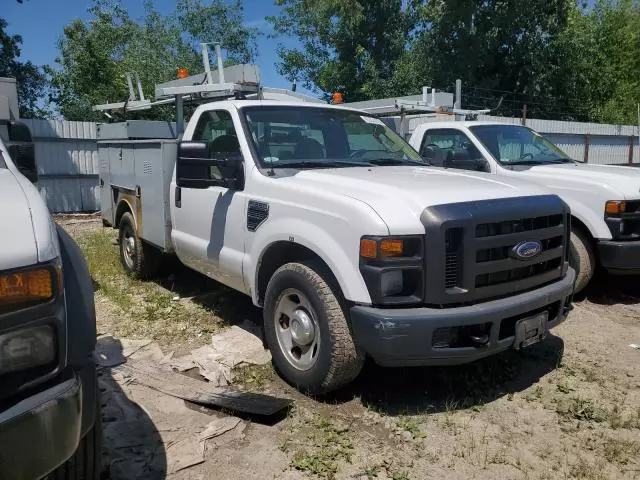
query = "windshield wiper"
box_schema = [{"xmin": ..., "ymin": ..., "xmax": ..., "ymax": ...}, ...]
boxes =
[
  {"xmin": 367, "ymin": 158, "xmax": 428, "ymax": 166},
  {"xmin": 272, "ymin": 160, "xmax": 373, "ymax": 169}
]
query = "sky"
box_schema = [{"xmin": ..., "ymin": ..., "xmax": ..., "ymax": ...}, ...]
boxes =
[{"xmin": 2, "ymin": 0, "xmax": 311, "ymax": 97}]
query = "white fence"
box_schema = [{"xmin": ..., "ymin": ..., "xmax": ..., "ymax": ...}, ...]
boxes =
[{"xmin": 24, "ymin": 115, "xmax": 640, "ymax": 213}]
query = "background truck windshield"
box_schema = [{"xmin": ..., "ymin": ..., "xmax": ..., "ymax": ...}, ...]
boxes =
[
  {"xmin": 470, "ymin": 124, "xmax": 574, "ymax": 165},
  {"xmin": 243, "ymin": 106, "xmax": 424, "ymax": 168}
]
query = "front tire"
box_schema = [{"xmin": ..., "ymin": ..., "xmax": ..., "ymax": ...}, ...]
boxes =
[
  {"xmin": 118, "ymin": 212, "xmax": 158, "ymax": 279},
  {"xmin": 263, "ymin": 262, "xmax": 364, "ymax": 394},
  {"xmin": 569, "ymin": 227, "xmax": 595, "ymax": 293}
]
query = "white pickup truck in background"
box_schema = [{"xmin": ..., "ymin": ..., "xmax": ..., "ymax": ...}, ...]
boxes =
[
  {"xmin": 408, "ymin": 121, "xmax": 640, "ymax": 292},
  {"xmin": 98, "ymin": 99, "xmax": 576, "ymax": 393}
]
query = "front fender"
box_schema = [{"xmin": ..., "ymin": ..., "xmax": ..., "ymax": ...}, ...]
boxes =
[
  {"xmin": 247, "ymin": 218, "xmax": 376, "ymax": 305},
  {"xmin": 56, "ymin": 225, "xmax": 97, "ymax": 367},
  {"xmin": 565, "ymin": 199, "xmax": 611, "ymax": 240}
]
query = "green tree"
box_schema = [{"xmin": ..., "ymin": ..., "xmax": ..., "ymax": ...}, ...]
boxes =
[
  {"xmin": 268, "ymin": 0, "xmax": 416, "ymax": 101},
  {"xmin": 48, "ymin": 0, "xmax": 258, "ymax": 120},
  {"xmin": 0, "ymin": 17, "xmax": 49, "ymax": 118},
  {"xmin": 569, "ymin": 0, "xmax": 640, "ymax": 124}
]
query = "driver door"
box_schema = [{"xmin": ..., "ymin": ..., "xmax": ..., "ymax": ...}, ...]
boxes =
[
  {"xmin": 420, "ymin": 128, "xmax": 491, "ymax": 173},
  {"xmin": 170, "ymin": 109, "xmax": 248, "ymax": 293}
]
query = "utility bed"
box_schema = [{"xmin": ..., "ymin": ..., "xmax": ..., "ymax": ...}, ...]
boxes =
[{"xmin": 98, "ymin": 121, "xmax": 178, "ymax": 252}]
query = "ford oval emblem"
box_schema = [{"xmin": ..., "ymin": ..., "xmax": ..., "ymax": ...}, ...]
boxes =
[{"xmin": 512, "ymin": 240, "xmax": 542, "ymax": 260}]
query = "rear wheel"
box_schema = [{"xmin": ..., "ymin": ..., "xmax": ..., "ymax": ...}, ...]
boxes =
[
  {"xmin": 263, "ymin": 262, "xmax": 364, "ymax": 394},
  {"xmin": 118, "ymin": 212, "xmax": 159, "ymax": 279},
  {"xmin": 569, "ymin": 227, "xmax": 595, "ymax": 293}
]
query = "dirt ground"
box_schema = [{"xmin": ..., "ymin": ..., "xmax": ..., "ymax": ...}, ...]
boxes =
[{"xmin": 57, "ymin": 215, "xmax": 640, "ymax": 480}]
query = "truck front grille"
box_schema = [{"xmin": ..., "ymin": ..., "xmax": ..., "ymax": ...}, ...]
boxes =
[{"xmin": 421, "ymin": 196, "xmax": 570, "ymax": 307}]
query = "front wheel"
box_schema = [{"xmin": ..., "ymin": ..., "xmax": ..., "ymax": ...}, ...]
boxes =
[
  {"xmin": 569, "ymin": 228, "xmax": 595, "ymax": 293},
  {"xmin": 263, "ymin": 262, "xmax": 364, "ymax": 394}
]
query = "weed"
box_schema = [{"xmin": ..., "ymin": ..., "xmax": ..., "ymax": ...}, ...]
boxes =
[
  {"xmin": 232, "ymin": 364, "xmax": 274, "ymax": 391},
  {"xmin": 556, "ymin": 381, "xmax": 574, "ymax": 394},
  {"xmin": 391, "ymin": 472, "xmax": 409, "ymax": 480},
  {"xmin": 603, "ymin": 437, "xmax": 640, "ymax": 465},
  {"xmin": 291, "ymin": 416, "xmax": 354, "ymax": 479},
  {"xmin": 396, "ymin": 416, "xmax": 425, "ymax": 439},
  {"xmin": 362, "ymin": 464, "xmax": 381, "ymax": 479},
  {"xmin": 524, "ymin": 386, "xmax": 543, "ymax": 403},
  {"xmin": 556, "ymin": 397, "xmax": 605, "ymax": 422}
]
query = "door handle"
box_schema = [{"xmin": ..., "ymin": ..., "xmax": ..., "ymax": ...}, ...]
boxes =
[{"xmin": 175, "ymin": 186, "xmax": 182, "ymax": 208}]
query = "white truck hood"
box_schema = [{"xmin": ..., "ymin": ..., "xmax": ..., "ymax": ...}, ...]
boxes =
[
  {"xmin": 0, "ymin": 169, "xmax": 39, "ymax": 269},
  {"xmin": 292, "ymin": 166, "xmax": 551, "ymax": 232},
  {"xmin": 527, "ymin": 163, "xmax": 640, "ymax": 199}
]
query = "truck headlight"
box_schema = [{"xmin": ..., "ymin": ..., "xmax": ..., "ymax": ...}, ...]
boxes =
[
  {"xmin": 0, "ymin": 263, "xmax": 60, "ymax": 313},
  {"xmin": 0, "ymin": 325, "xmax": 56, "ymax": 374},
  {"xmin": 359, "ymin": 236, "xmax": 424, "ymax": 306}
]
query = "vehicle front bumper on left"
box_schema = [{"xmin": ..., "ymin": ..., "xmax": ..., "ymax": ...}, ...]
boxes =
[
  {"xmin": 597, "ymin": 239, "xmax": 640, "ymax": 274},
  {"xmin": 0, "ymin": 364, "xmax": 91, "ymax": 480}
]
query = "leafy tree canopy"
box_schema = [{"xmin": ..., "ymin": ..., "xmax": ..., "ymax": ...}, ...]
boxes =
[
  {"xmin": 0, "ymin": 17, "xmax": 49, "ymax": 118},
  {"xmin": 48, "ymin": 0, "xmax": 258, "ymax": 120}
]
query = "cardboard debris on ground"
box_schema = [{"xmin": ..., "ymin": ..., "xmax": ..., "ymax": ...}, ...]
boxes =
[
  {"xmin": 95, "ymin": 336, "xmax": 162, "ymax": 367},
  {"xmin": 199, "ymin": 417, "xmax": 242, "ymax": 441},
  {"xmin": 118, "ymin": 358, "xmax": 292, "ymax": 416},
  {"xmin": 169, "ymin": 354, "xmax": 198, "ymax": 372},
  {"xmin": 166, "ymin": 437, "xmax": 205, "ymax": 473},
  {"xmin": 208, "ymin": 324, "xmax": 271, "ymax": 367},
  {"xmin": 190, "ymin": 346, "xmax": 234, "ymax": 386}
]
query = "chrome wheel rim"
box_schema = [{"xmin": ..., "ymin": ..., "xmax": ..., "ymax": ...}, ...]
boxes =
[
  {"xmin": 122, "ymin": 231, "xmax": 136, "ymax": 269},
  {"xmin": 274, "ymin": 288, "xmax": 320, "ymax": 371}
]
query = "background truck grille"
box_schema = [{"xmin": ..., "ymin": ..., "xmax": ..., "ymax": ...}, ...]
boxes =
[{"xmin": 421, "ymin": 196, "xmax": 570, "ymax": 307}]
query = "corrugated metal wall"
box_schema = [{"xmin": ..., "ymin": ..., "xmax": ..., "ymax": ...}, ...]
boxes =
[
  {"xmin": 23, "ymin": 116, "xmax": 640, "ymax": 213},
  {"xmin": 22, "ymin": 119, "xmax": 99, "ymax": 213}
]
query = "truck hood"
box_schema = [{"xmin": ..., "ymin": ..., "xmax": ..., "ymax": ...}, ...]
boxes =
[
  {"xmin": 0, "ymin": 169, "xmax": 38, "ymax": 269},
  {"xmin": 292, "ymin": 166, "xmax": 550, "ymax": 229},
  {"xmin": 527, "ymin": 163, "xmax": 640, "ymax": 199}
]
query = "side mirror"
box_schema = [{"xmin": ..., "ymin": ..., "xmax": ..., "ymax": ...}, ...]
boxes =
[
  {"xmin": 5, "ymin": 122, "xmax": 37, "ymax": 183},
  {"xmin": 176, "ymin": 141, "xmax": 244, "ymax": 190}
]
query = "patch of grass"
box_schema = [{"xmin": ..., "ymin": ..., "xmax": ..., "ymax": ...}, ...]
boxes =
[
  {"xmin": 556, "ymin": 397, "xmax": 605, "ymax": 422},
  {"xmin": 232, "ymin": 363, "xmax": 275, "ymax": 391},
  {"xmin": 77, "ymin": 230, "xmax": 220, "ymax": 346},
  {"xmin": 291, "ymin": 416, "xmax": 354, "ymax": 479},
  {"xmin": 396, "ymin": 416, "xmax": 425, "ymax": 439}
]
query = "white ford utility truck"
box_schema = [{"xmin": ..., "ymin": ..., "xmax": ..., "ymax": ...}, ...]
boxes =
[
  {"xmin": 98, "ymin": 97, "xmax": 576, "ymax": 393},
  {"xmin": 408, "ymin": 121, "xmax": 640, "ymax": 292},
  {"xmin": 0, "ymin": 117, "xmax": 100, "ymax": 476}
]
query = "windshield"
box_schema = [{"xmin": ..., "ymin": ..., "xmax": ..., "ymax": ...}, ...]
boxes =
[
  {"xmin": 242, "ymin": 106, "xmax": 424, "ymax": 169},
  {"xmin": 470, "ymin": 124, "xmax": 574, "ymax": 165}
]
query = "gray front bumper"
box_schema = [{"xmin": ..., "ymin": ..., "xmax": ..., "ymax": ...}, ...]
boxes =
[{"xmin": 350, "ymin": 268, "xmax": 575, "ymax": 367}]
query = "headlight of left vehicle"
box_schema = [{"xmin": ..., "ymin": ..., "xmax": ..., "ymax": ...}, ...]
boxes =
[
  {"xmin": 0, "ymin": 325, "xmax": 55, "ymax": 374},
  {"xmin": 0, "ymin": 262, "xmax": 61, "ymax": 374}
]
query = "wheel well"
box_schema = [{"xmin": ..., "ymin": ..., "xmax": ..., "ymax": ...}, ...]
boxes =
[
  {"xmin": 114, "ymin": 200, "xmax": 132, "ymax": 228},
  {"xmin": 570, "ymin": 215, "xmax": 595, "ymax": 243},
  {"xmin": 256, "ymin": 241, "xmax": 337, "ymax": 306}
]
